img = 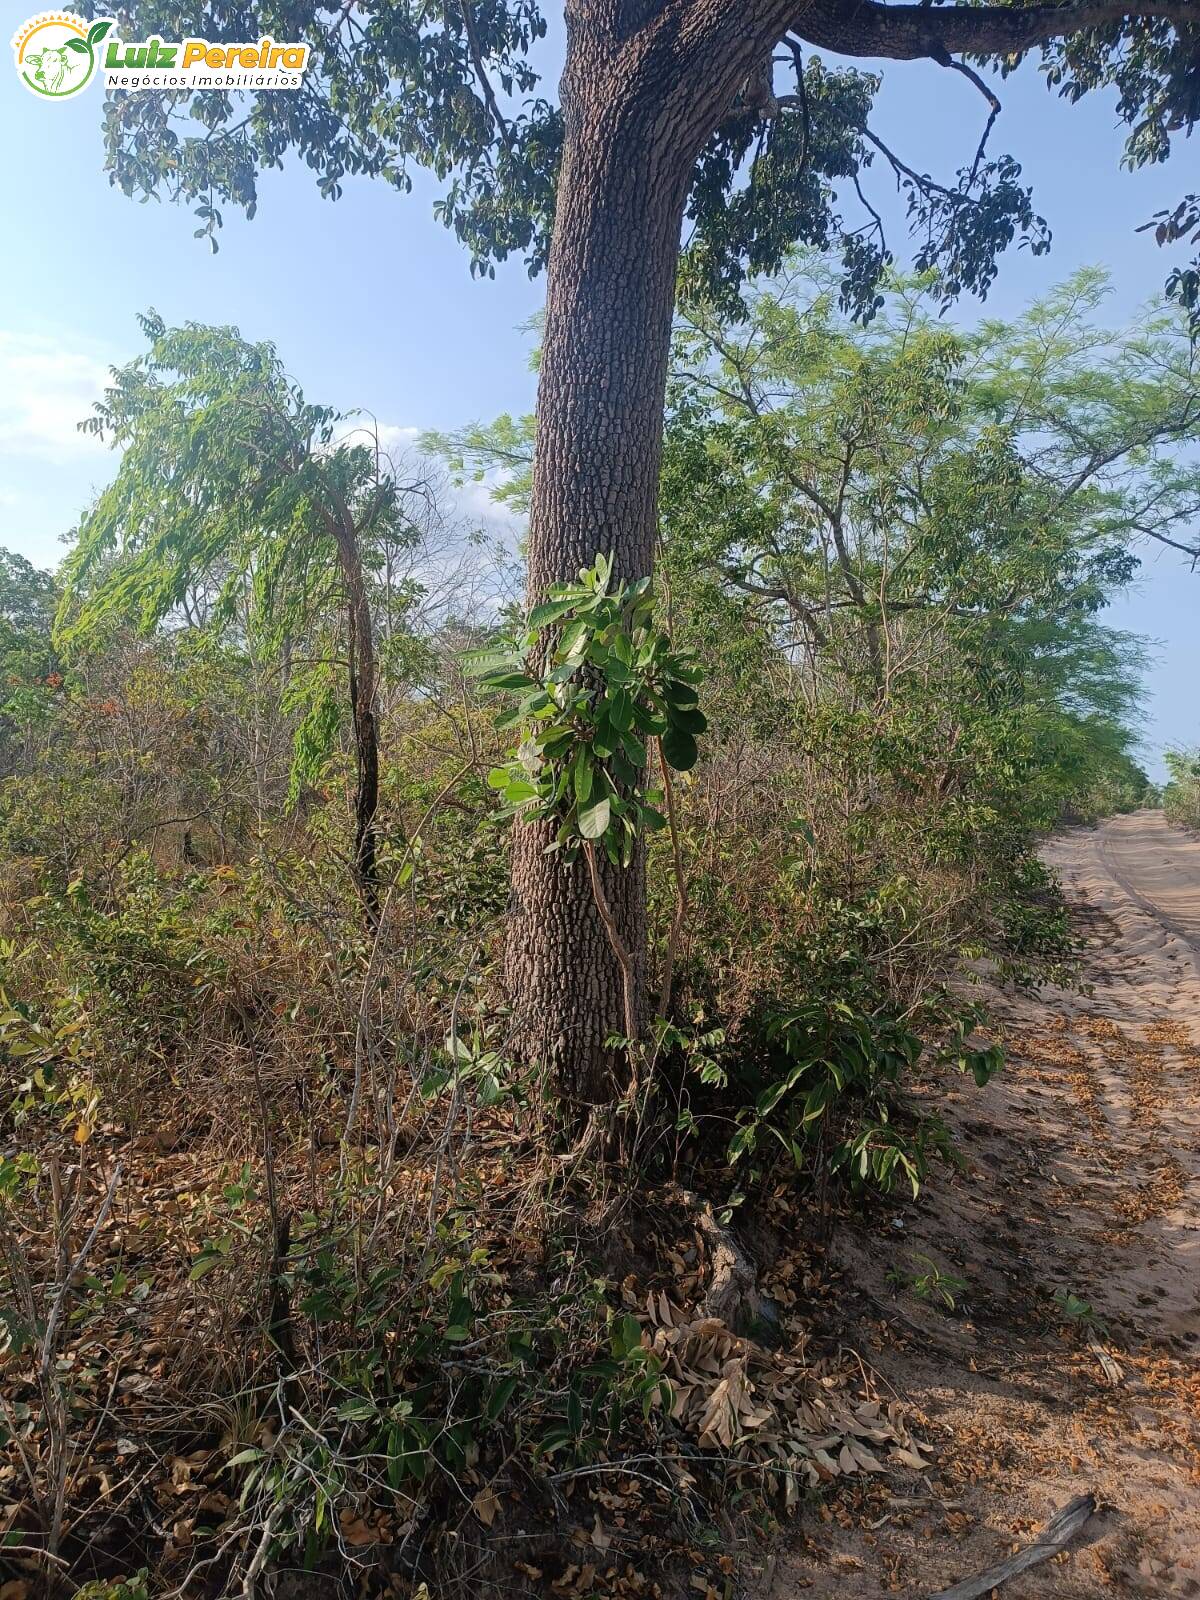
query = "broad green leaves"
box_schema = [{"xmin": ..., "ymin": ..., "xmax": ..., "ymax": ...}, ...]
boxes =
[
  {"xmin": 660, "ymin": 724, "xmax": 698, "ymax": 774},
  {"xmin": 726, "ymin": 1000, "xmax": 960, "ymax": 1200},
  {"xmin": 470, "ymin": 554, "xmax": 706, "ymax": 866},
  {"xmin": 578, "ymin": 796, "xmax": 610, "ymax": 840}
]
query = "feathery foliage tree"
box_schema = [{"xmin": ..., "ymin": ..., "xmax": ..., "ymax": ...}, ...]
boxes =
[
  {"xmin": 441, "ymin": 266, "xmax": 1174, "ymax": 1054},
  {"xmin": 662, "ymin": 264, "xmax": 1200, "ymax": 652},
  {"xmin": 57, "ymin": 316, "xmax": 427, "ymax": 918}
]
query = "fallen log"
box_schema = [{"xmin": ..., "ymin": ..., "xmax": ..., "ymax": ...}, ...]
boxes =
[{"xmin": 928, "ymin": 1492, "xmax": 1096, "ymax": 1599}]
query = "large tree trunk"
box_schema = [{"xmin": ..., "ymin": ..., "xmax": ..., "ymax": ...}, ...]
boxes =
[{"xmin": 505, "ymin": 0, "xmax": 786, "ymax": 1107}]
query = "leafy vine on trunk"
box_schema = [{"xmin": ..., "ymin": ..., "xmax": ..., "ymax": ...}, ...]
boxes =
[{"xmin": 473, "ymin": 554, "xmax": 705, "ymax": 1094}]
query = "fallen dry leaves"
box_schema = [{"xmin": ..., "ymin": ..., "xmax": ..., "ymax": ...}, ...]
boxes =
[{"xmin": 643, "ymin": 1292, "xmax": 932, "ymax": 1508}]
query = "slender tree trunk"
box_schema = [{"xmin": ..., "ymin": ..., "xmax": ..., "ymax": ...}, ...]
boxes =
[
  {"xmin": 505, "ymin": 0, "xmax": 783, "ymax": 1107},
  {"xmin": 334, "ymin": 524, "xmax": 381, "ymax": 922}
]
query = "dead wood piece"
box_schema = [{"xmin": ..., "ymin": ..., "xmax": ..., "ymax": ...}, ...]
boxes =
[
  {"xmin": 668, "ymin": 1186, "xmax": 765, "ymax": 1331},
  {"xmin": 928, "ymin": 1492, "xmax": 1097, "ymax": 1599},
  {"xmin": 1089, "ymin": 1338, "xmax": 1124, "ymax": 1386}
]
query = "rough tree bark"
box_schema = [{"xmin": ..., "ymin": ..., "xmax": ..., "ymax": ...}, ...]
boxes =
[{"xmin": 505, "ymin": 0, "xmax": 795, "ymax": 1105}]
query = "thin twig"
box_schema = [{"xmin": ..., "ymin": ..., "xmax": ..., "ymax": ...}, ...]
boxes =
[
  {"xmin": 656, "ymin": 741, "xmax": 688, "ymax": 1019},
  {"xmin": 40, "ymin": 1163, "xmax": 122, "ymax": 1390},
  {"xmin": 946, "ymin": 58, "xmax": 1002, "ymax": 186},
  {"xmin": 455, "ymin": 0, "xmax": 514, "ymax": 149},
  {"xmin": 242, "ymin": 1499, "xmax": 287, "ymax": 1598},
  {"xmin": 582, "ymin": 842, "xmax": 638, "ymax": 1043},
  {"xmin": 783, "ymin": 36, "xmax": 811, "ymax": 174}
]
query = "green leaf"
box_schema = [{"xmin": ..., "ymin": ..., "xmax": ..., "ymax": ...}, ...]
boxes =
[
  {"xmin": 578, "ymin": 797, "xmax": 611, "ymax": 839},
  {"xmin": 660, "ymin": 725, "xmax": 698, "ymax": 772},
  {"xmin": 65, "ymin": 37, "xmax": 89, "ymax": 52},
  {"xmin": 463, "ymin": 647, "xmax": 520, "ymax": 677},
  {"xmin": 336, "ymin": 1397, "xmax": 379, "ymax": 1421},
  {"xmin": 503, "ymin": 779, "xmax": 539, "ymax": 804},
  {"xmin": 483, "ymin": 671, "xmax": 539, "ymax": 692},
  {"xmin": 559, "ymin": 618, "xmax": 589, "ymax": 658},
  {"xmin": 188, "ymin": 1252, "xmax": 227, "ymax": 1281},
  {"xmin": 528, "ymin": 597, "xmax": 579, "ymax": 629},
  {"xmin": 486, "ymin": 1376, "xmax": 519, "ymax": 1421},
  {"xmin": 666, "ymin": 705, "xmax": 707, "ymax": 736},
  {"xmin": 609, "ymin": 751, "xmax": 638, "ymax": 788},
  {"xmin": 631, "ymin": 702, "xmax": 667, "ymax": 736},
  {"xmin": 486, "ymin": 767, "xmax": 512, "ymax": 790},
  {"xmin": 572, "ymin": 751, "xmax": 594, "ymax": 805},
  {"xmin": 620, "ymin": 732, "xmax": 647, "ymax": 768},
  {"xmin": 608, "ymin": 687, "xmax": 634, "ymax": 732},
  {"xmin": 87, "ymin": 19, "xmax": 113, "ymax": 44},
  {"xmin": 664, "ymin": 680, "xmax": 700, "ymax": 709}
]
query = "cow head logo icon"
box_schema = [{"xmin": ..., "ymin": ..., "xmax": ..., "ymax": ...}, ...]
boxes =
[{"xmin": 12, "ymin": 13, "xmax": 113, "ymax": 98}]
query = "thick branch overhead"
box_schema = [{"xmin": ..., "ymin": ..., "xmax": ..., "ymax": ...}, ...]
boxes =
[{"xmin": 787, "ymin": 0, "xmax": 1194, "ymax": 61}]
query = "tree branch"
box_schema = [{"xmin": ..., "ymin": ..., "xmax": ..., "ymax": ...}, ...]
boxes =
[
  {"xmin": 454, "ymin": 0, "xmax": 514, "ymax": 149},
  {"xmin": 582, "ymin": 842, "xmax": 639, "ymax": 1043},
  {"xmin": 863, "ymin": 126, "xmax": 968, "ymax": 204},
  {"xmin": 947, "ymin": 59, "xmax": 1003, "ymax": 185},
  {"xmin": 789, "ymin": 1, "xmax": 1193, "ymax": 63},
  {"xmin": 1130, "ymin": 522, "xmax": 1200, "ymax": 564}
]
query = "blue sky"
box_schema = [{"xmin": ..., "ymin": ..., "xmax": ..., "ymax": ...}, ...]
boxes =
[{"xmin": 1, "ymin": 25, "xmax": 1196, "ymax": 777}]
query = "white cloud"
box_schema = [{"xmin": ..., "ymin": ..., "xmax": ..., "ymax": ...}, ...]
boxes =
[
  {"xmin": 453, "ymin": 472, "xmax": 524, "ymax": 536},
  {"xmin": 0, "ymin": 331, "xmax": 112, "ymax": 460},
  {"xmin": 331, "ymin": 417, "xmax": 421, "ymax": 456},
  {"xmin": 331, "ymin": 414, "xmax": 525, "ymax": 539}
]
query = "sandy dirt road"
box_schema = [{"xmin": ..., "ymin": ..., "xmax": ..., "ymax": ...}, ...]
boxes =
[
  {"xmin": 765, "ymin": 812, "xmax": 1200, "ymax": 1599},
  {"xmin": 1089, "ymin": 809, "xmax": 1200, "ymax": 963}
]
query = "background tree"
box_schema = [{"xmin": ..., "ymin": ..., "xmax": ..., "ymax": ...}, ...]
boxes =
[
  {"xmin": 88, "ymin": 0, "xmax": 1199, "ymax": 1097},
  {"xmin": 1163, "ymin": 745, "xmax": 1200, "ymax": 827},
  {"xmin": 57, "ymin": 316, "xmax": 432, "ymax": 917},
  {"xmin": 0, "ymin": 551, "xmax": 60, "ymax": 781},
  {"xmin": 663, "ymin": 262, "xmax": 1200, "ymax": 672}
]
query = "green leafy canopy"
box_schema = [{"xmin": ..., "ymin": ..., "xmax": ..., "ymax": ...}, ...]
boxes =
[{"xmin": 72, "ymin": 1, "xmax": 1200, "ymax": 320}]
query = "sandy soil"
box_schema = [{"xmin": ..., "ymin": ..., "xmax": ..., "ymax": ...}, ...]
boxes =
[{"xmin": 764, "ymin": 811, "xmax": 1200, "ymax": 1599}]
